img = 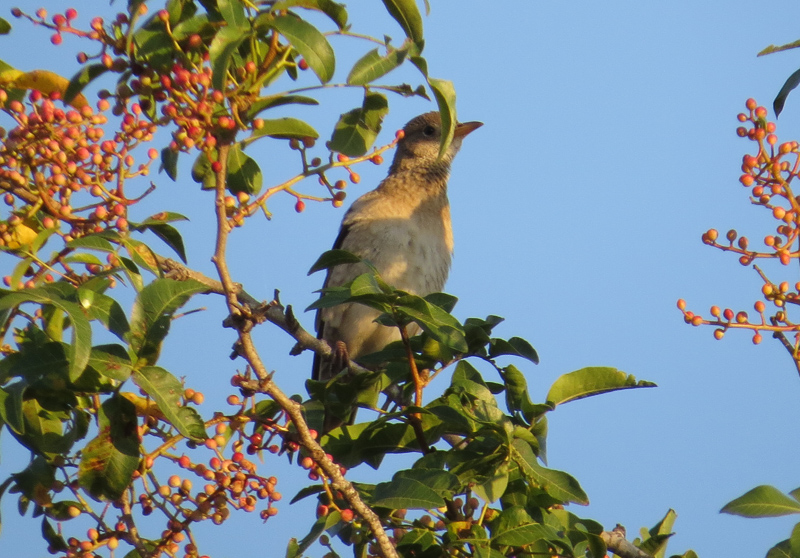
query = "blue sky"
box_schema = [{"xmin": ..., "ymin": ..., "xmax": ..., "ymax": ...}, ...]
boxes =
[{"xmin": 3, "ymin": 1, "xmax": 800, "ymax": 557}]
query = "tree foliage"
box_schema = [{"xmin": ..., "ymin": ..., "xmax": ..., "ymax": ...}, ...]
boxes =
[{"xmin": 0, "ymin": 2, "xmax": 688, "ymax": 558}]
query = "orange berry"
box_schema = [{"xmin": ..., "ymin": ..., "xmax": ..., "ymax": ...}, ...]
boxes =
[
  {"xmin": 677, "ymin": 299, "xmax": 686, "ymax": 311},
  {"xmin": 754, "ymin": 301, "xmax": 766, "ymax": 313},
  {"xmin": 295, "ymin": 200, "xmax": 305, "ymax": 213},
  {"xmin": 740, "ymin": 174, "xmax": 754, "ymax": 186},
  {"xmin": 713, "ymin": 329, "xmax": 724, "ymax": 340},
  {"xmin": 746, "ymin": 99, "xmax": 757, "ymax": 110},
  {"xmin": 735, "ymin": 311, "xmax": 748, "ymax": 324},
  {"xmin": 710, "ymin": 306, "xmax": 721, "ymax": 317},
  {"xmin": 753, "ymin": 333, "xmax": 763, "ymax": 345}
]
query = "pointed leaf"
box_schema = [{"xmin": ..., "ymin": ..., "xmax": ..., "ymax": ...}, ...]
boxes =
[
  {"xmin": 511, "ymin": 438, "xmax": 588, "ymax": 505},
  {"xmin": 381, "ymin": 0, "xmax": 423, "ymax": 44},
  {"xmin": 371, "ymin": 476, "xmax": 444, "ymax": 509},
  {"xmin": 161, "ymin": 147, "xmax": 179, "ymax": 180},
  {"xmin": 219, "ymin": 0, "xmax": 247, "ymax": 29},
  {"xmin": 248, "ymin": 117, "xmax": 319, "ymax": 141},
  {"xmin": 247, "ymin": 94, "xmax": 319, "ymax": 118},
  {"xmin": 134, "ymin": 222, "xmax": 188, "ymax": 263},
  {"xmin": 87, "ymin": 344, "xmax": 133, "ymax": 382},
  {"xmin": 546, "ymin": 367, "xmax": 656, "ymax": 407},
  {"xmin": 270, "ymin": 15, "xmax": 335, "ymax": 83},
  {"xmin": 774, "ymin": 68, "xmax": 800, "ymax": 117},
  {"xmin": 78, "ymin": 395, "xmax": 140, "ymax": 500},
  {"xmin": 489, "ymin": 336, "xmax": 539, "ymax": 364},
  {"xmin": 209, "ymin": 26, "xmax": 247, "ymax": 91},
  {"xmin": 64, "ymin": 64, "xmax": 108, "ymax": 106},
  {"xmin": 0, "ymin": 18, "xmax": 10, "ymax": 35},
  {"xmin": 127, "ymin": 278, "xmax": 205, "ymax": 364},
  {"xmin": 0, "ymin": 288, "xmax": 91, "ymax": 381},
  {"xmin": 347, "ymin": 47, "xmax": 407, "ymax": 85},
  {"xmin": 330, "ymin": 92, "xmax": 389, "ymax": 156},
  {"xmin": 308, "ymin": 249, "xmax": 363, "ymax": 275},
  {"xmin": 721, "ymin": 485, "xmax": 800, "ymax": 518},
  {"xmin": 226, "ymin": 145, "xmax": 263, "ymax": 194},
  {"xmin": 133, "ymin": 366, "xmax": 206, "ymax": 440},
  {"xmin": 427, "ymin": 77, "xmax": 456, "ymax": 159},
  {"xmin": 271, "ymin": 0, "xmax": 348, "ymax": 29}
]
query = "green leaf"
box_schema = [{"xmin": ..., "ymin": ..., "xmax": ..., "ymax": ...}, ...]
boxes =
[
  {"xmin": 308, "ymin": 249, "xmax": 363, "ymax": 275},
  {"xmin": 41, "ymin": 517, "xmax": 68, "ymax": 552},
  {"xmin": 766, "ymin": 539, "xmax": 794, "ymax": 558},
  {"xmin": 133, "ymin": 221, "xmax": 188, "ymax": 263},
  {"xmin": 64, "ymin": 64, "xmax": 108, "ymax": 106},
  {"xmin": 66, "ymin": 234, "xmax": 115, "ymax": 252},
  {"xmin": 472, "ymin": 462, "xmax": 509, "ymax": 503},
  {"xmin": 0, "ymin": 18, "xmax": 11, "ymax": 35},
  {"xmin": 271, "ymin": 0, "xmax": 348, "ymax": 29},
  {"xmin": 774, "ymin": 67, "xmax": 800, "ymax": 118},
  {"xmin": 427, "ymin": 77, "xmax": 456, "ymax": 159},
  {"xmin": 371, "ymin": 476, "xmax": 444, "ymax": 509},
  {"xmin": 191, "ymin": 151, "xmax": 217, "ymax": 190},
  {"xmin": 87, "ymin": 344, "xmax": 133, "ymax": 382},
  {"xmin": 493, "ymin": 522, "xmax": 560, "ymax": 547},
  {"xmin": 218, "ymin": 0, "xmax": 247, "ymax": 29},
  {"xmin": 270, "ymin": 15, "xmax": 335, "ymax": 83},
  {"xmin": 133, "ymin": 366, "xmax": 206, "ymax": 440},
  {"xmin": 0, "ymin": 383, "xmax": 25, "ymax": 434},
  {"xmin": 247, "ymin": 94, "xmax": 319, "ymax": 119},
  {"xmin": 76, "ymin": 285, "xmax": 129, "ymax": 339},
  {"xmin": 161, "ymin": 147, "xmax": 179, "ymax": 180},
  {"xmin": 395, "ymin": 294, "xmax": 467, "ymax": 352},
  {"xmin": 127, "ymin": 278, "xmax": 205, "ymax": 365},
  {"xmin": 721, "ymin": 485, "xmax": 800, "ymax": 518},
  {"xmin": 172, "ymin": 13, "xmax": 213, "ymax": 41},
  {"xmin": 226, "ymin": 145, "xmax": 263, "ymax": 194},
  {"xmin": 209, "ymin": 26, "xmax": 247, "ymax": 91},
  {"xmin": 347, "ymin": 47, "xmax": 407, "ymax": 85},
  {"xmin": 511, "ymin": 438, "xmax": 588, "ymax": 505},
  {"xmin": 498, "ymin": 364, "xmax": 536, "ymax": 419},
  {"xmin": 546, "ymin": 367, "xmax": 656, "ymax": 407},
  {"xmin": 330, "ymin": 91, "xmax": 389, "ymax": 156},
  {"xmin": 248, "ymin": 117, "xmax": 319, "ymax": 141},
  {"xmin": 380, "ymin": 0, "xmax": 423, "ymax": 44},
  {"xmin": 78, "ymin": 395, "xmax": 140, "ymax": 500},
  {"xmin": 489, "ymin": 337, "xmax": 539, "ymax": 364},
  {"xmin": 0, "ymin": 288, "xmax": 91, "ymax": 382}
]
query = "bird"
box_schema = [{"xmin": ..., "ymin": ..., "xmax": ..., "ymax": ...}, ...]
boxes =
[{"xmin": 312, "ymin": 111, "xmax": 482, "ymax": 393}]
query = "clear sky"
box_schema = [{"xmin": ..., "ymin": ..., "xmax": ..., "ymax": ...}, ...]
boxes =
[{"xmin": 3, "ymin": 1, "xmax": 800, "ymax": 557}]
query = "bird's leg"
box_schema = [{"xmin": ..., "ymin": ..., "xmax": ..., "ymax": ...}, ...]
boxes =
[{"xmin": 331, "ymin": 340, "xmax": 350, "ymax": 377}]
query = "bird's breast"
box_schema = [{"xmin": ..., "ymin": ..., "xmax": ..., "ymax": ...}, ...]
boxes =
[{"xmin": 346, "ymin": 200, "xmax": 453, "ymax": 296}]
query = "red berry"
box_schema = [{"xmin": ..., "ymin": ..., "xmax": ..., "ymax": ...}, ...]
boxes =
[
  {"xmin": 51, "ymin": 33, "xmax": 63, "ymax": 45},
  {"xmin": 298, "ymin": 59, "xmax": 309, "ymax": 70},
  {"xmin": 340, "ymin": 509, "xmax": 354, "ymax": 522},
  {"xmin": 65, "ymin": 8, "xmax": 78, "ymax": 20},
  {"xmin": 295, "ymin": 200, "xmax": 305, "ymax": 213}
]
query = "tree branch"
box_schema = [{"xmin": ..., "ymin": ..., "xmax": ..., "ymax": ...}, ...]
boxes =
[{"xmin": 601, "ymin": 526, "xmax": 654, "ymax": 558}]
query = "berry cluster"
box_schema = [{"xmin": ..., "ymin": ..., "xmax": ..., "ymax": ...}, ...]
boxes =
[
  {"xmin": 680, "ymin": 99, "xmax": 800, "ymax": 364},
  {"xmin": 0, "ymin": 87, "xmax": 157, "ymax": 288}
]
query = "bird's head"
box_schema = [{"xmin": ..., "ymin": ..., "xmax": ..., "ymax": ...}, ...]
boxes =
[{"xmin": 391, "ymin": 112, "xmax": 482, "ymax": 175}]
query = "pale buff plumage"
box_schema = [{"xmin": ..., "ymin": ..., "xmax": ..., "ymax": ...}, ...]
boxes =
[{"xmin": 313, "ymin": 111, "xmax": 482, "ymax": 381}]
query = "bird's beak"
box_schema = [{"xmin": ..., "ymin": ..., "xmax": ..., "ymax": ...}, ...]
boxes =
[{"xmin": 454, "ymin": 121, "xmax": 483, "ymax": 138}]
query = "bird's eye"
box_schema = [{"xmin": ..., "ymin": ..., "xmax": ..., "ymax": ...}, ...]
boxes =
[{"xmin": 422, "ymin": 125, "xmax": 436, "ymax": 137}]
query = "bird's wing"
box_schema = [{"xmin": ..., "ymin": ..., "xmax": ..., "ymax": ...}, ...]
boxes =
[{"xmin": 312, "ymin": 223, "xmax": 351, "ymax": 381}]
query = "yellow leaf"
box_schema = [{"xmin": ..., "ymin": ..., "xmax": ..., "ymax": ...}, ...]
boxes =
[
  {"xmin": 6, "ymin": 222, "xmax": 38, "ymax": 249},
  {"xmin": 7, "ymin": 69, "xmax": 88, "ymax": 109}
]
